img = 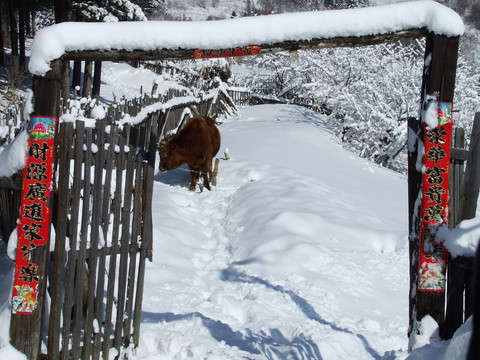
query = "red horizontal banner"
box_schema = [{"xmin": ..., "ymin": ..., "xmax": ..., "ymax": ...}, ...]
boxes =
[
  {"xmin": 194, "ymin": 45, "xmax": 260, "ymax": 59},
  {"xmin": 12, "ymin": 116, "xmax": 57, "ymax": 314}
]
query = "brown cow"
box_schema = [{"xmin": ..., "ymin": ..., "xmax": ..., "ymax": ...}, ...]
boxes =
[{"xmin": 158, "ymin": 115, "xmax": 221, "ymax": 191}]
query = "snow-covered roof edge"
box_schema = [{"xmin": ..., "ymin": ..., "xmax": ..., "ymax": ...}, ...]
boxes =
[{"xmin": 29, "ymin": 1, "xmax": 464, "ymax": 76}]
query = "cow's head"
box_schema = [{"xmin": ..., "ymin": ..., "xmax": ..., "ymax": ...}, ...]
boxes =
[{"xmin": 158, "ymin": 137, "xmax": 178, "ymax": 172}]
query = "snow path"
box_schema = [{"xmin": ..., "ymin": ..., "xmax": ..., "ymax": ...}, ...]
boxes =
[{"xmin": 138, "ymin": 105, "xmax": 409, "ymax": 359}]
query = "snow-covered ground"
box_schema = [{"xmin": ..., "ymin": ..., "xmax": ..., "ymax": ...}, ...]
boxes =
[
  {"xmin": 136, "ymin": 103, "xmax": 475, "ymax": 360},
  {"xmin": 138, "ymin": 104, "xmax": 411, "ymax": 359},
  {"xmin": 0, "ymin": 60, "xmax": 477, "ymax": 360}
]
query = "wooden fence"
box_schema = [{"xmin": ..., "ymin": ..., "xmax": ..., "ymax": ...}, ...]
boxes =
[
  {"xmin": 0, "ymin": 81, "xmax": 237, "ymax": 359},
  {"xmin": 45, "ymin": 118, "xmax": 156, "ymax": 360},
  {"xmin": 41, "ymin": 87, "xmax": 236, "ymax": 359},
  {"xmin": 227, "ymin": 88, "xmax": 251, "ymax": 106},
  {"xmin": 443, "ymin": 112, "xmax": 480, "ymax": 339},
  {"xmin": 0, "ymin": 85, "xmax": 237, "ymax": 241}
]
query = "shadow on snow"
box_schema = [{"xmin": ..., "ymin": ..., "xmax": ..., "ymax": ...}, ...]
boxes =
[
  {"xmin": 221, "ymin": 264, "xmax": 382, "ymax": 360},
  {"xmin": 141, "ymin": 264, "xmax": 382, "ymax": 359},
  {"xmin": 142, "ymin": 310, "xmax": 322, "ymax": 360}
]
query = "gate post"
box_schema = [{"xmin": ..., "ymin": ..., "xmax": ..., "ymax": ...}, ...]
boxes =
[
  {"xmin": 408, "ymin": 33, "xmax": 459, "ymax": 347},
  {"xmin": 10, "ymin": 59, "xmax": 62, "ymax": 360}
]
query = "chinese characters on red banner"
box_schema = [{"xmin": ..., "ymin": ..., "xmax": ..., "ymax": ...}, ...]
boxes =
[
  {"xmin": 12, "ymin": 116, "xmax": 56, "ymax": 314},
  {"xmin": 418, "ymin": 102, "xmax": 453, "ymax": 292},
  {"xmin": 194, "ymin": 45, "xmax": 260, "ymax": 59}
]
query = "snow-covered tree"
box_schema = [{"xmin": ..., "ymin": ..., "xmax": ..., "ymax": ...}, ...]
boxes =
[
  {"xmin": 73, "ymin": 0, "xmax": 147, "ymax": 22},
  {"xmin": 231, "ymin": 38, "xmax": 480, "ymax": 174}
]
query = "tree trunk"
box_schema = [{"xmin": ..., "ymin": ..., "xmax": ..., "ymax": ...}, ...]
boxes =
[
  {"xmin": 8, "ymin": 0, "xmax": 19, "ymax": 73},
  {"xmin": 53, "ymin": 0, "xmax": 70, "ymax": 23},
  {"xmin": 0, "ymin": 3, "xmax": 4, "ymax": 67},
  {"xmin": 92, "ymin": 60, "xmax": 102, "ymax": 101},
  {"xmin": 18, "ymin": 0, "xmax": 26, "ymax": 72}
]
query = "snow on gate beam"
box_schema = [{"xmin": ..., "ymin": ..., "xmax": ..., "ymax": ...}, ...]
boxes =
[{"xmin": 28, "ymin": 1, "xmax": 464, "ymax": 76}]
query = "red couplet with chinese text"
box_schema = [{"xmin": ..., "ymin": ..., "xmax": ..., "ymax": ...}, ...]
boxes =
[
  {"xmin": 12, "ymin": 116, "xmax": 57, "ymax": 314},
  {"xmin": 194, "ymin": 45, "xmax": 260, "ymax": 59},
  {"xmin": 418, "ymin": 102, "xmax": 453, "ymax": 292}
]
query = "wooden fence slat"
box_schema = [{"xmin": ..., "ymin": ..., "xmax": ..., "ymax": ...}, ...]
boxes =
[
  {"xmin": 48, "ymin": 122, "xmax": 74, "ymax": 360},
  {"xmin": 123, "ymin": 126, "xmax": 145, "ymax": 348},
  {"xmin": 445, "ymin": 256, "xmax": 469, "ymax": 339},
  {"xmin": 61, "ymin": 120, "xmax": 86, "ymax": 360},
  {"xmin": 102, "ymin": 129, "xmax": 126, "ymax": 360},
  {"xmin": 113, "ymin": 126, "xmax": 137, "ymax": 354},
  {"xmin": 133, "ymin": 116, "xmax": 158, "ymax": 346},
  {"xmin": 83, "ymin": 122, "xmax": 106, "ymax": 360},
  {"xmin": 465, "ymin": 263, "xmax": 474, "ymax": 319},
  {"xmin": 92, "ymin": 126, "xmax": 118, "ymax": 360},
  {"xmin": 71, "ymin": 126, "xmax": 93, "ymax": 360}
]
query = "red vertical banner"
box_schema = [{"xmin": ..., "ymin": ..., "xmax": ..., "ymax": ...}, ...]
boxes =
[
  {"xmin": 12, "ymin": 116, "xmax": 57, "ymax": 314},
  {"xmin": 418, "ymin": 102, "xmax": 453, "ymax": 292}
]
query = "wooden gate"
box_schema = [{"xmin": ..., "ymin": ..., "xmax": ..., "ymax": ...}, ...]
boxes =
[
  {"xmin": 8, "ymin": 3, "xmax": 465, "ymax": 359},
  {"xmin": 46, "ymin": 116, "xmax": 157, "ymax": 359}
]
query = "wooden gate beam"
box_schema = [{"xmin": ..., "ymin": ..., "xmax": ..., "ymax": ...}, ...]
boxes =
[
  {"xmin": 9, "ymin": 59, "xmax": 62, "ymax": 360},
  {"xmin": 60, "ymin": 28, "xmax": 430, "ymax": 63},
  {"xmin": 408, "ymin": 33, "xmax": 459, "ymax": 346}
]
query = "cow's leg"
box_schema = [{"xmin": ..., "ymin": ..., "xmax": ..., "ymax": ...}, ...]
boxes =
[
  {"xmin": 189, "ymin": 168, "xmax": 199, "ymax": 191},
  {"xmin": 201, "ymin": 161, "xmax": 212, "ymax": 191},
  {"xmin": 207, "ymin": 160, "xmax": 214, "ymax": 186},
  {"xmin": 203, "ymin": 169, "xmax": 211, "ymax": 191}
]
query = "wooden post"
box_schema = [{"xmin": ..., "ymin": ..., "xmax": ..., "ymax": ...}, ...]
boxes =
[
  {"xmin": 92, "ymin": 60, "xmax": 102, "ymax": 101},
  {"xmin": 61, "ymin": 59, "xmax": 70, "ymax": 110},
  {"xmin": 82, "ymin": 60, "xmax": 93, "ymax": 98},
  {"xmin": 460, "ymin": 113, "xmax": 480, "ymax": 220},
  {"xmin": 72, "ymin": 60, "xmax": 82, "ymax": 91},
  {"xmin": 10, "ymin": 59, "xmax": 62, "ymax": 360},
  {"xmin": 212, "ymin": 158, "xmax": 220, "ymax": 186},
  {"xmin": 408, "ymin": 33, "xmax": 459, "ymax": 347},
  {"xmin": 449, "ymin": 127, "xmax": 466, "ymax": 227}
]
